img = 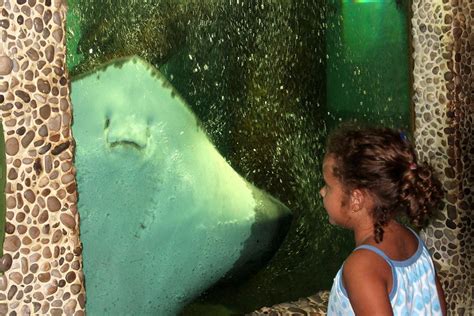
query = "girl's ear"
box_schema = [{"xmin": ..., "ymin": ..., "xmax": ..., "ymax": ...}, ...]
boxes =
[{"xmin": 350, "ymin": 189, "xmax": 365, "ymax": 212}]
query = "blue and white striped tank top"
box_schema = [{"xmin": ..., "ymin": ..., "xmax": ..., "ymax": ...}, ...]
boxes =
[{"xmin": 327, "ymin": 229, "xmax": 442, "ymax": 315}]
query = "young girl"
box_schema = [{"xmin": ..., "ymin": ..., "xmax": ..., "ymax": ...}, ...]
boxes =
[{"xmin": 321, "ymin": 126, "xmax": 447, "ymax": 315}]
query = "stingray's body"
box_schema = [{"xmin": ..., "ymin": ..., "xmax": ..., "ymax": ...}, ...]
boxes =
[{"xmin": 71, "ymin": 57, "xmax": 291, "ymax": 315}]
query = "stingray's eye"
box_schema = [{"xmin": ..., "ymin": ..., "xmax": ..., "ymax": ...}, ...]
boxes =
[{"xmin": 104, "ymin": 117, "xmax": 110, "ymax": 129}]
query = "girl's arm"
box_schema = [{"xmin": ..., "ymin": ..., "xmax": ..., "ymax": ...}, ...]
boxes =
[{"xmin": 343, "ymin": 250, "xmax": 394, "ymax": 316}]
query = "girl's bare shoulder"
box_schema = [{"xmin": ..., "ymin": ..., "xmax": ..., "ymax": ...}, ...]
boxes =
[
  {"xmin": 343, "ymin": 247, "xmax": 390, "ymax": 279},
  {"xmin": 342, "ymin": 249, "xmax": 393, "ymax": 314}
]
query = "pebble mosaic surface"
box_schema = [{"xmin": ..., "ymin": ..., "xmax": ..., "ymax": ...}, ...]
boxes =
[
  {"xmin": 249, "ymin": 291, "xmax": 329, "ymax": 316},
  {"xmin": 0, "ymin": 0, "xmax": 84, "ymax": 315},
  {"xmin": 412, "ymin": 0, "xmax": 473, "ymax": 314},
  {"xmin": 0, "ymin": 0, "xmax": 471, "ymax": 315}
]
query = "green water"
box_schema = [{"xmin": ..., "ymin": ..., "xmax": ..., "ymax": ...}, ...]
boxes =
[
  {"xmin": 65, "ymin": 0, "xmax": 411, "ymax": 313},
  {"xmin": 326, "ymin": 0, "xmax": 411, "ymax": 129}
]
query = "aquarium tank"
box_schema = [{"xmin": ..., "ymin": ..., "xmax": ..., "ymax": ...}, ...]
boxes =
[{"xmin": 63, "ymin": 0, "xmax": 411, "ymax": 314}]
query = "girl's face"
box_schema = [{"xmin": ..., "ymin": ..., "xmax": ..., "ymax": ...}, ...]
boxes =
[{"xmin": 320, "ymin": 155, "xmax": 352, "ymax": 228}]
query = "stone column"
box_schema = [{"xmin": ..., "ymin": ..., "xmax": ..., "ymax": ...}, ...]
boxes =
[
  {"xmin": 411, "ymin": 0, "xmax": 473, "ymax": 314},
  {"xmin": 0, "ymin": 0, "xmax": 84, "ymax": 314}
]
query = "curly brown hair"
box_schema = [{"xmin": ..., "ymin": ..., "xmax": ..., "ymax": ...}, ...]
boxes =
[{"xmin": 326, "ymin": 125, "xmax": 444, "ymax": 243}]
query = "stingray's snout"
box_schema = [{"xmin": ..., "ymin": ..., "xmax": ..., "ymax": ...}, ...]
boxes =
[{"xmin": 105, "ymin": 116, "xmax": 149, "ymax": 149}]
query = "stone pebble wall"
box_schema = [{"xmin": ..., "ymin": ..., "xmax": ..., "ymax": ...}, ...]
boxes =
[
  {"xmin": 412, "ymin": 0, "xmax": 473, "ymax": 314},
  {"xmin": 0, "ymin": 0, "xmax": 471, "ymax": 315},
  {"xmin": 0, "ymin": 0, "xmax": 84, "ymax": 315}
]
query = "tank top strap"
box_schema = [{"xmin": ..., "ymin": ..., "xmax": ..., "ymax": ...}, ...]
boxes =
[
  {"xmin": 405, "ymin": 225, "xmax": 419, "ymax": 236},
  {"xmin": 354, "ymin": 244, "xmax": 394, "ymax": 267},
  {"xmin": 405, "ymin": 226, "xmax": 424, "ymax": 245},
  {"xmin": 354, "ymin": 225, "xmax": 423, "ymax": 262},
  {"xmin": 402, "ymin": 226, "xmax": 429, "ymax": 256}
]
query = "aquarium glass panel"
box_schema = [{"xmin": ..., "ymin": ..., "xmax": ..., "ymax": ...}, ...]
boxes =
[{"xmin": 66, "ymin": 0, "xmax": 411, "ymax": 314}]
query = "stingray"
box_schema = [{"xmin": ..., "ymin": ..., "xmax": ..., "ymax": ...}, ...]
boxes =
[{"xmin": 71, "ymin": 56, "xmax": 292, "ymax": 315}]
